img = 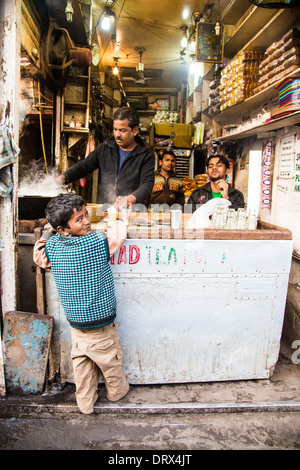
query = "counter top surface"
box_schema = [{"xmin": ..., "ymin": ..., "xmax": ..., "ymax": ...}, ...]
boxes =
[{"xmin": 91, "ymin": 213, "xmax": 292, "ymax": 241}]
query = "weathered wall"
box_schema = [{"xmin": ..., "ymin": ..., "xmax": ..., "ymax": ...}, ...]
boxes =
[
  {"xmin": 269, "ymin": 126, "xmax": 300, "ymax": 345},
  {"xmin": 0, "ymin": 0, "xmax": 21, "ymax": 397},
  {"xmin": 0, "ymin": 0, "xmax": 21, "ymax": 313},
  {"xmin": 269, "ymin": 126, "xmax": 300, "ymax": 255},
  {"xmin": 234, "ymin": 125, "xmax": 300, "ymax": 345}
]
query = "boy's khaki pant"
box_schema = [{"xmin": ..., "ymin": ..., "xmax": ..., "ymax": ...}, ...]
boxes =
[{"xmin": 70, "ymin": 323, "xmax": 129, "ymax": 414}]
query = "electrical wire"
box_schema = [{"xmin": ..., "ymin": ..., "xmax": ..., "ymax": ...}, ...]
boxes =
[
  {"xmin": 97, "ymin": 0, "xmax": 126, "ymax": 67},
  {"xmin": 120, "ymin": 16, "xmax": 179, "ymax": 32},
  {"xmin": 92, "ymin": 1, "xmax": 181, "ymax": 53},
  {"xmin": 95, "ymin": 1, "xmax": 188, "ymax": 70},
  {"xmin": 109, "ymin": 8, "xmax": 184, "ymax": 55},
  {"xmin": 32, "ymin": 82, "xmax": 53, "ymax": 103},
  {"xmin": 37, "ymin": 78, "xmax": 48, "ymax": 175}
]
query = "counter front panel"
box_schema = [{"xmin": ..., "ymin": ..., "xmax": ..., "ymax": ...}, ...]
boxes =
[{"xmin": 45, "ymin": 232, "xmax": 293, "ymax": 385}]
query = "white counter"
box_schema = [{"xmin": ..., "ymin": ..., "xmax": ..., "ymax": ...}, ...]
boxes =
[{"xmin": 45, "ymin": 224, "xmax": 293, "ymax": 384}]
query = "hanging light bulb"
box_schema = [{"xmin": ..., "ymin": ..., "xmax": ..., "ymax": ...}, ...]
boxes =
[
  {"xmin": 113, "ymin": 57, "xmax": 119, "ymax": 75},
  {"xmin": 101, "ymin": 14, "xmax": 111, "ymax": 30},
  {"xmin": 100, "ymin": 9, "xmax": 115, "ymax": 31},
  {"xmin": 215, "ymin": 20, "xmax": 221, "ymax": 36},
  {"xmin": 182, "ymin": 8, "xmax": 189, "ymax": 20},
  {"xmin": 190, "ymin": 33, "xmax": 196, "ymax": 52},
  {"xmin": 65, "ymin": 0, "xmax": 74, "ymax": 22},
  {"xmin": 181, "ymin": 26, "xmax": 188, "ymax": 48},
  {"xmin": 189, "ymin": 61, "xmax": 196, "ymax": 75}
]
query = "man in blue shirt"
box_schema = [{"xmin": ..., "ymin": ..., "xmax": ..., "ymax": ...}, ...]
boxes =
[{"xmin": 56, "ymin": 107, "xmax": 154, "ymax": 208}]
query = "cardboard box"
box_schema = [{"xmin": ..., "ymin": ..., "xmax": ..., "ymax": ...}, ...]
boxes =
[
  {"xmin": 156, "ymin": 98, "xmax": 169, "ymax": 110},
  {"xmin": 155, "ymin": 123, "xmax": 193, "ymax": 148}
]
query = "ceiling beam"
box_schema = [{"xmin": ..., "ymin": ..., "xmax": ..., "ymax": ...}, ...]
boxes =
[{"xmin": 124, "ymin": 87, "xmax": 178, "ymax": 94}]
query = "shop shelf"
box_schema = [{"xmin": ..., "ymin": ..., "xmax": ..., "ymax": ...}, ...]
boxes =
[{"xmin": 217, "ymin": 110, "xmax": 300, "ymax": 142}]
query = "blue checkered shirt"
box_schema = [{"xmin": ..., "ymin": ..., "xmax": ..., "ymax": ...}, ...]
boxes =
[{"xmin": 45, "ymin": 231, "xmax": 116, "ymax": 328}]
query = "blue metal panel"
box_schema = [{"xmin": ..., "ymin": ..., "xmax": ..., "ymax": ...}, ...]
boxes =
[{"xmin": 3, "ymin": 312, "xmax": 53, "ymax": 394}]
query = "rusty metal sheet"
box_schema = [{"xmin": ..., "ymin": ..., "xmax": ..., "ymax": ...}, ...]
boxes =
[{"xmin": 3, "ymin": 311, "xmax": 53, "ymax": 395}]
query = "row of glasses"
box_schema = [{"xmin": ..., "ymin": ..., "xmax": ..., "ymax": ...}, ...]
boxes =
[{"xmin": 212, "ymin": 206, "xmax": 257, "ymax": 230}]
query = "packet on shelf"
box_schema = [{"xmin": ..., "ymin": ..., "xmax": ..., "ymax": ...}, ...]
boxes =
[
  {"xmin": 220, "ymin": 49, "xmax": 264, "ymax": 111},
  {"xmin": 255, "ymin": 27, "xmax": 300, "ymax": 94}
]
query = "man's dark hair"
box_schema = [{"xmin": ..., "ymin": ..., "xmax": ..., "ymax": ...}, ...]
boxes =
[
  {"xmin": 45, "ymin": 193, "xmax": 86, "ymax": 229},
  {"xmin": 158, "ymin": 150, "xmax": 176, "ymax": 161},
  {"xmin": 113, "ymin": 107, "xmax": 140, "ymax": 130},
  {"xmin": 206, "ymin": 154, "xmax": 230, "ymax": 169}
]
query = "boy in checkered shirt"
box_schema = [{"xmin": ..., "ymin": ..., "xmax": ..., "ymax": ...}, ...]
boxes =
[{"xmin": 34, "ymin": 193, "xmax": 129, "ymax": 414}]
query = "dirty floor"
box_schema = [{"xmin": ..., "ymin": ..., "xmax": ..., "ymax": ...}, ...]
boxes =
[
  {"xmin": 2, "ymin": 341, "xmax": 300, "ymax": 408},
  {"xmin": 0, "ymin": 341, "xmax": 300, "ymax": 450}
]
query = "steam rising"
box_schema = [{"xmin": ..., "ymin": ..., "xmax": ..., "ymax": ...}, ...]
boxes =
[{"xmin": 18, "ymin": 161, "xmax": 68, "ymax": 197}]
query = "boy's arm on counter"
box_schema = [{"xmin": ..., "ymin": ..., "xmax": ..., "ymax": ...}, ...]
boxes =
[
  {"xmin": 33, "ymin": 229, "xmax": 53, "ymax": 269},
  {"xmin": 106, "ymin": 220, "xmax": 127, "ymax": 256},
  {"xmin": 33, "ymin": 220, "xmax": 127, "ymax": 268}
]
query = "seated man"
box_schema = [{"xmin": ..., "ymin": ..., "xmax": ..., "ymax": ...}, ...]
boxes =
[
  {"xmin": 148, "ymin": 150, "xmax": 185, "ymax": 208},
  {"xmin": 188, "ymin": 154, "xmax": 245, "ymax": 212}
]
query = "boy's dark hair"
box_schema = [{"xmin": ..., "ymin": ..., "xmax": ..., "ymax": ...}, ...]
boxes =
[
  {"xmin": 45, "ymin": 193, "xmax": 86, "ymax": 229},
  {"xmin": 158, "ymin": 150, "xmax": 176, "ymax": 161},
  {"xmin": 113, "ymin": 107, "xmax": 140, "ymax": 130},
  {"xmin": 206, "ymin": 154, "xmax": 230, "ymax": 169}
]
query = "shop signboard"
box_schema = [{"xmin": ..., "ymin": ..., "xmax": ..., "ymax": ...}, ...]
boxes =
[{"xmin": 196, "ymin": 22, "xmax": 223, "ymax": 63}]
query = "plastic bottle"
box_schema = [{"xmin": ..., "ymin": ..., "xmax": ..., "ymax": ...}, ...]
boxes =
[
  {"xmin": 226, "ymin": 208, "xmax": 236, "ymax": 229},
  {"xmin": 236, "ymin": 208, "xmax": 247, "ymax": 230},
  {"xmin": 247, "ymin": 210, "xmax": 257, "ymax": 230},
  {"xmin": 214, "ymin": 207, "xmax": 225, "ymax": 229}
]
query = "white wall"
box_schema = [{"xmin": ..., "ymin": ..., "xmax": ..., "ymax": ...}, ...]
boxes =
[
  {"xmin": 269, "ymin": 125, "xmax": 300, "ymax": 258},
  {"xmin": 233, "ymin": 125, "xmax": 300, "ymax": 344},
  {"xmin": 234, "ymin": 126, "xmax": 300, "ymax": 255}
]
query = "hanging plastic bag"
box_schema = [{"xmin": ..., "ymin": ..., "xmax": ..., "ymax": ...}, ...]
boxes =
[{"xmin": 186, "ymin": 198, "xmax": 231, "ymax": 229}]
